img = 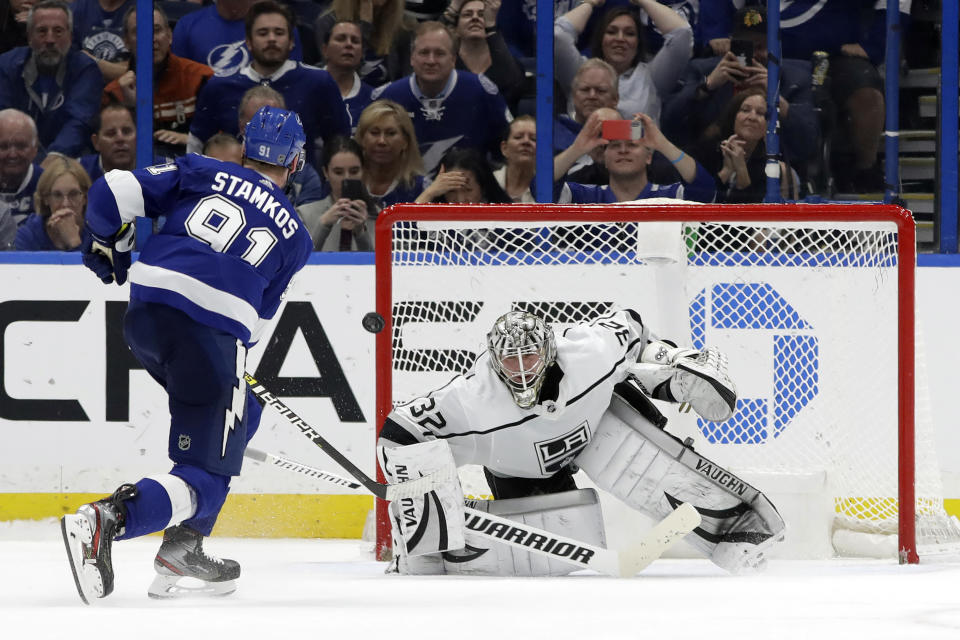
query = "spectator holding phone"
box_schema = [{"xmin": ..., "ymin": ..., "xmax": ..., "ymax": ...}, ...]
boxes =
[
  {"xmin": 302, "ymin": 135, "xmax": 379, "ymax": 252},
  {"xmin": 661, "ymin": 6, "xmax": 817, "ymax": 165},
  {"xmin": 553, "ymin": 111, "xmax": 715, "ymax": 204},
  {"xmin": 555, "ymin": 0, "xmax": 692, "ymax": 124}
]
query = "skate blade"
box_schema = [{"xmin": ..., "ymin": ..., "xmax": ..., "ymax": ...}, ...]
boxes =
[
  {"xmin": 147, "ymin": 574, "xmax": 237, "ymax": 600},
  {"xmin": 61, "ymin": 515, "xmax": 104, "ymax": 604}
]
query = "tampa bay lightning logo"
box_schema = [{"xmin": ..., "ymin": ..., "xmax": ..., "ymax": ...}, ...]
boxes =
[
  {"xmin": 83, "ymin": 29, "xmax": 127, "ymax": 62},
  {"xmin": 208, "ymin": 41, "xmax": 250, "ymax": 77}
]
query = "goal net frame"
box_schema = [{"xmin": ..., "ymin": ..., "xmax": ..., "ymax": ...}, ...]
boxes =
[{"xmin": 372, "ymin": 202, "xmax": 923, "ymax": 563}]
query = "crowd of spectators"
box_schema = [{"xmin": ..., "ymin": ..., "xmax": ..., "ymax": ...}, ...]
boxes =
[{"xmin": 0, "ymin": 0, "xmax": 912, "ymax": 252}]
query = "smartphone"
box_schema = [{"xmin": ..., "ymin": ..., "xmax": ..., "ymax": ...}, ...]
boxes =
[
  {"xmin": 341, "ymin": 178, "xmax": 365, "ymax": 200},
  {"xmin": 730, "ymin": 38, "xmax": 754, "ymax": 66},
  {"xmin": 601, "ymin": 119, "xmax": 644, "ymax": 141}
]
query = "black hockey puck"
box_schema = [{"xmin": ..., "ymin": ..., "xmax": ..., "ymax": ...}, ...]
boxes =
[{"xmin": 362, "ymin": 312, "xmax": 385, "ymax": 334}]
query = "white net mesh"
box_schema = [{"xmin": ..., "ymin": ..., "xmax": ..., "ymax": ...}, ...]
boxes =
[{"xmin": 382, "ymin": 204, "xmax": 960, "ymax": 558}]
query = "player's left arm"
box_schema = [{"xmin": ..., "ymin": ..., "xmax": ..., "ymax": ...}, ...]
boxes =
[{"xmin": 81, "ymin": 161, "xmax": 183, "ymax": 285}]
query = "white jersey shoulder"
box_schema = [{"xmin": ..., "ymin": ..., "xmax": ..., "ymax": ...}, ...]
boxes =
[{"xmin": 390, "ymin": 309, "xmax": 649, "ymax": 478}]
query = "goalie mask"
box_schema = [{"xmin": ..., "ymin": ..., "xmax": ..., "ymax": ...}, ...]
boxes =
[{"xmin": 487, "ymin": 311, "xmax": 557, "ymax": 409}]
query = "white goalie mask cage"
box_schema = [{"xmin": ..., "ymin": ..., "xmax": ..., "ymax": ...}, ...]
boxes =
[{"xmin": 487, "ymin": 311, "xmax": 558, "ymax": 408}]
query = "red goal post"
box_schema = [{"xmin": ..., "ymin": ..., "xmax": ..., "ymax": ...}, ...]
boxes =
[{"xmin": 372, "ymin": 202, "xmax": 955, "ymax": 564}]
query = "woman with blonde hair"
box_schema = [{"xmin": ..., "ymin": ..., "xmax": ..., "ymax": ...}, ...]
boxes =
[
  {"xmin": 315, "ymin": 0, "xmax": 413, "ymax": 87},
  {"xmin": 354, "ymin": 100, "xmax": 426, "ymax": 207},
  {"xmin": 16, "ymin": 157, "xmax": 92, "ymax": 251}
]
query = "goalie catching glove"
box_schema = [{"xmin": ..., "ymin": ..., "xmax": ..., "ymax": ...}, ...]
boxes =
[
  {"xmin": 628, "ymin": 342, "xmax": 737, "ymax": 422},
  {"xmin": 81, "ymin": 222, "xmax": 135, "ymax": 285}
]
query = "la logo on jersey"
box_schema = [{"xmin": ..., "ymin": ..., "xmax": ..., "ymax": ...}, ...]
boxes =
[{"xmin": 535, "ymin": 422, "xmax": 590, "ymax": 474}]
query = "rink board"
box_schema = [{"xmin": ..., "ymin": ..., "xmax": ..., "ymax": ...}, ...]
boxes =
[{"xmin": 0, "ymin": 254, "xmax": 958, "ymax": 537}]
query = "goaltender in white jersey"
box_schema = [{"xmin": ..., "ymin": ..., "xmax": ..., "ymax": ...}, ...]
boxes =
[{"xmin": 377, "ymin": 308, "xmax": 785, "ymax": 576}]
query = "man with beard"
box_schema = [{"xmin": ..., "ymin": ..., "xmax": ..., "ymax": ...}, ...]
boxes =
[
  {"xmin": 0, "ymin": 0, "xmax": 102, "ymax": 157},
  {"xmin": 104, "ymin": 5, "xmax": 213, "ymax": 158},
  {"xmin": 0, "ymin": 108, "xmax": 42, "ymax": 248},
  {"xmin": 172, "ymin": 0, "xmax": 304, "ymax": 78},
  {"xmin": 188, "ymin": 0, "xmax": 349, "ymax": 169}
]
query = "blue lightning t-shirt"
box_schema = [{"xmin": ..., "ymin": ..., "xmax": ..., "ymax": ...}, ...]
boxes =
[
  {"xmin": 171, "ymin": 4, "xmax": 304, "ymax": 77},
  {"xmin": 85, "ymin": 154, "xmax": 312, "ymax": 346}
]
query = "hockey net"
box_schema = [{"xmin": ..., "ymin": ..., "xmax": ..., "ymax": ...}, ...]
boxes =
[{"xmin": 373, "ymin": 201, "xmax": 960, "ymax": 563}]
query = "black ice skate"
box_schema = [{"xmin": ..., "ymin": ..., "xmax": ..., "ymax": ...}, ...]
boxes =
[
  {"xmin": 148, "ymin": 525, "xmax": 240, "ymax": 599},
  {"xmin": 60, "ymin": 484, "xmax": 137, "ymax": 604}
]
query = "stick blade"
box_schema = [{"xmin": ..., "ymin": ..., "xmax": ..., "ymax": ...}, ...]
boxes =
[{"xmin": 618, "ymin": 502, "xmax": 702, "ymax": 577}]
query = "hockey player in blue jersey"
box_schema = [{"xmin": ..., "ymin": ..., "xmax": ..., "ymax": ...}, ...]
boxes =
[{"xmin": 60, "ymin": 106, "xmax": 313, "ymax": 604}]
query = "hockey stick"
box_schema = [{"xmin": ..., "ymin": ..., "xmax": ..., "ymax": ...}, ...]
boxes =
[
  {"xmin": 248, "ymin": 446, "xmax": 702, "ymax": 577},
  {"xmin": 243, "ymin": 373, "xmax": 455, "ymax": 501}
]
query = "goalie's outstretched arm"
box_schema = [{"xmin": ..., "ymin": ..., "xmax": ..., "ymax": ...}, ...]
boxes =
[{"xmin": 629, "ymin": 340, "xmax": 738, "ymax": 422}]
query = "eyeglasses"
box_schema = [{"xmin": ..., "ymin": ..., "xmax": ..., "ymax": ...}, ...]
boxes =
[{"xmin": 48, "ymin": 189, "xmax": 84, "ymax": 204}]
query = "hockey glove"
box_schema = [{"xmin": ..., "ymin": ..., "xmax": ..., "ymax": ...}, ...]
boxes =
[
  {"xmin": 81, "ymin": 222, "xmax": 135, "ymax": 285},
  {"xmin": 628, "ymin": 343, "xmax": 737, "ymax": 422}
]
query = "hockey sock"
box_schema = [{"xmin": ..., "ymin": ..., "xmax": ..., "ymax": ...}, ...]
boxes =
[
  {"xmin": 169, "ymin": 464, "xmax": 231, "ymax": 536},
  {"xmin": 117, "ymin": 474, "xmax": 197, "ymax": 540}
]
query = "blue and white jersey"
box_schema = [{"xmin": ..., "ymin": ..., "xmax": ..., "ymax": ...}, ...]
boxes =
[
  {"xmin": 558, "ymin": 161, "xmax": 717, "ymax": 204},
  {"xmin": 0, "ymin": 162, "xmax": 41, "ymax": 227},
  {"xmin": 371, "ymin": 71, "xmax": 512, "ymax": 174},
  {"xmin": 171, "ymin": 4, "xmax": 304, "ymax": 77},
  {"xmin": 340, "ymin": 72, "xmax": 373, "ymax": 135},
  {"xmin": 71, "ymin": 0, "xmax": 132, "ymax": 62},
  {"xmin": 189, "ymin": 60, "xmax": 350, "ymax": 169},
  {"xmin": 85, "ymin": 154, "xmax": 312, "ymax": 346}
]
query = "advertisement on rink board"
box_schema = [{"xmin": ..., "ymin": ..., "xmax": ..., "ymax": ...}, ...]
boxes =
[
  {"xmin": 0, "ymin": 261, "xmax": 376, "ymax": 533},
  {"xmin": 1, "ymin": 256, "xmax": 959, "ymax": 536}
]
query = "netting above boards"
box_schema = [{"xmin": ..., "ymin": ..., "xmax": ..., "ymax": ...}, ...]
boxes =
[{"xmin": 376, "ymin": 204, "xmax": 959, "ymax": 560}]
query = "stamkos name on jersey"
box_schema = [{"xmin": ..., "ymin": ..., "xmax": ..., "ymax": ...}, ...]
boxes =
[
  {"xmin": 464, "ymin": 513, "xmax": 596, "ymax": 564},
  {"xmin": 211, "ymin": 171, "xmax": 299, "ymax": 238}
]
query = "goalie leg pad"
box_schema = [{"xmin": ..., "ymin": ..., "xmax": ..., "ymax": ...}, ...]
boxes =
[
  {"xmin": 378, "ymin": 440, "xmax": 465, "ymax": 557},
  {"xmin": 393, "ymin": 489, "xmax": 607, "ymax": 576},
  {"xmin": 575, "ymin": 392, "xmax": 784, "ymax": 573}
]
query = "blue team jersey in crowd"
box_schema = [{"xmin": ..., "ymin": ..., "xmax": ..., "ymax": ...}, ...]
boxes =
[
  {"xmin": 342, "ymin": 75, "xmax": 374, "ymax": 135},
  {"xmin": 85, "ymin": 154, "xmax": 313, "ymax": 346},
  {"xmin": 558, "ymin": 161, "xmax": 717, "ymax": 204},
  {"xmin": 0, "ymin": 162, "xmax": 41, "ymax": 227},
  {"xmin": 71, "ymin": 0, "xmax": 132, "ymax": 62},
  {"xmin": 371, "ymin": 71, "xmax": 512, "ymax": 174},
  {"xmin": 190, "ymin": 60, "xmax": 350, "ymax": 168},
  {"xmin": 171, "ymin": 5, "xmax": 304, "ymax": 77}
]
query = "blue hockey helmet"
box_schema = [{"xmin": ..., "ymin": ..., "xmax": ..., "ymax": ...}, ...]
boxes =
[{"xmin": 242, "ymin": 106, "xmax": 306, "ymax": 172}]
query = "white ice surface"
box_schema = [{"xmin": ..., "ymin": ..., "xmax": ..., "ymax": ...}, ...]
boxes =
[{"xmin": 4, "ymin": 519, "xmax": 960, "ymax": 640}]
